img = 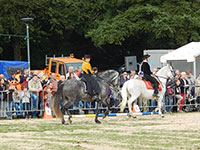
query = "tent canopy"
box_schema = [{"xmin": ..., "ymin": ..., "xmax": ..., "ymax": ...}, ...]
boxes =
[
  {"xmin": 0, "ymin": 60, "xmax": 28, "ymax": 79},
  {"xmin": 160, "ymin": 42, "xmax": 200, "ymax": 63}
]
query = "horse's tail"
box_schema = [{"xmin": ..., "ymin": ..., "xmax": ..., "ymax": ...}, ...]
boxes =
[
  {"xmin": 52, "ymin": 83, "xmax": 64, "ymax": 119},
  {"xmin": 120, "ymin": 81, "xmax": 128, "ymax": 112}
]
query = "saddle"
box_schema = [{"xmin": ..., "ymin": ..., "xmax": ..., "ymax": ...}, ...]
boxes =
[
  {"xmin": 80, "ymin": 77, "xmax": 88, "ymax": 93},
  {"xmin": 142, "ymin": 80, "xmax": 162, "ymax": 91}
]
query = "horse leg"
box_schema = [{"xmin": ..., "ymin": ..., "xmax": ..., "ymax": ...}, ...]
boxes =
[
  {"xmin": 66, "ymin": 109, "xmax": 72, "ymax": 124},
  {"xmin": 61, "ymin": 106, "xmax": 68, "ymax": 125},
  {"xmin": 128, "ymin": 95, "xmax": 139, "ymax": 118},
  {"xmin": 103, "ymin": 99, "xmax": 111, "ymax": 119},
  {"xmin": 95, "ymin": 102, "xmax": 101, "ymax": 124},
  {"xmin": 157, "ymin": 97, "xmax": 164, "ymax": 118},
  {"xmin": 62, "ymin": 100, "xmax": 75, "ymax": 124}
]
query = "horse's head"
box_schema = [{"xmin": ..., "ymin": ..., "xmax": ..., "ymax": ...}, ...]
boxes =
[
  {"xmin": 167, "ymin": 64, "xmax": 176, "ymax": 79},
  {"xmin": 156, "ymin": 64, "xmax": 175, "ymax": 80},
  {"xmin": 98, "ymin": 69, "xmax": 120, "ymax": 90}
]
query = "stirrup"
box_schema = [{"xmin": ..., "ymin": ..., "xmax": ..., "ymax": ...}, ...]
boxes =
[{"xmin": 152, "ymin": 94, "xmax": 159, "ymax": 98}]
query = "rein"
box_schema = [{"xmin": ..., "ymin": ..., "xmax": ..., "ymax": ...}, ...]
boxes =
[
  {"xmin": 155, "ymin": 75, "xmax": 168, "ymax": 88},
  {"xmin": 97, "ymin": 72, "xmax": 119, "ymax": 88}
]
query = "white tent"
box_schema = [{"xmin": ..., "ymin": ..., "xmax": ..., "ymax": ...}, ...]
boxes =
[{"xmin": 160, "ymin": 42, "xmax": 200, "ymax": 78}]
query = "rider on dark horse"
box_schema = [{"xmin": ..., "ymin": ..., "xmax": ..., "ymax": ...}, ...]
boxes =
[
  {"xmin": 81, "ymin": 54, "xmax": 101, "ymax": 97},
  {"xmin": 141, "ymin": 54, "xmax": 159, "ymax": 98}
]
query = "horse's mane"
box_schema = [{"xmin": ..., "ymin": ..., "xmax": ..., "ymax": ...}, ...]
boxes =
[
  {"xmin": 156, "ymin": 66, "xmax": 169, "ymax": 76},
  {"xmin": 97, "ymin": 69, "xmax": 119, "ymax": 84},
  {"xmin": 98, "ymin": 69, "xmax": 119, "ymax": 79}
]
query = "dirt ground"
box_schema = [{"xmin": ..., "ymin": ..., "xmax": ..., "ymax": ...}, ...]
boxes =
[{"xmin": 0, "ymin": 112, "xmax": 200, "ymax": 150}]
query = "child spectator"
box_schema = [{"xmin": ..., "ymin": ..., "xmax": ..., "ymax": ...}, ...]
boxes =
[
  {"xmin": 21, "ymin": 86, "xmax": 31, "ymax": 119},
  {"xmin": 41, "ymin": 82, "xmax": 55, "ymax": 110},
  {"xmin": 13, "ymin": 89, "xmax": 23, "ymax": 118},
  {"xmin": 138, "ymin": 71, "xmax": 144, "ymax": 80},
  {"xmin": 120, "ymin": 72, "xmax": 129, "ymax": 88}
]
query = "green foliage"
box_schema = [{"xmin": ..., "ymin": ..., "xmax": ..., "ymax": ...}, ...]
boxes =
[
  {"xmin": 0, "ymin": 47, "xmax": 3, "ymax": 54},
  {"xmin": 0, "ymin": 0, "xmax": 200, "ymax": 69}
]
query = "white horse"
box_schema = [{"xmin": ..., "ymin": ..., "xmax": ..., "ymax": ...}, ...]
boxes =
[{"xmin": 120, "ymin": 65, "xmax": 174, "ymax": 116}]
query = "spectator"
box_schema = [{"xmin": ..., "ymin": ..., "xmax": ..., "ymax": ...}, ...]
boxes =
[
  {"xmin": 120, "ymin": 72, "xmax": 129, "ymax": 88},
  {"xmin": 50, "ymin": 73, "xmax": 58, "ymax": 91},
  {"xmin": 28, "ymin": 75, "xmax": 43, "ymax": 118},
  {"xmin": 13, "ymin": 89, "xmax": 23, "ymax": 118},
  {"xmin": 68, "ymin": 72, "xmax": 75, "ymax": 80},
  {"xmin": 174, "ymin": 79, "xmax": 183, "ymax": 112},
  {"xmin": 75, "ymin": 68, "xmax": 82, "ymax": 77},
  {"xmin": 6, "ymin": 85, "xmax": 15, "ymax": 119},
  {"xmin": 41, "ymin": 82, "xmax": 55, "ymax": 110},
  {"xmin": 66, "ymin": 66, "xmax": 80, "ymax": 80},
  {"xmin": 15, "ymin": 70, "xmax": 22, "ymax": 83},
  {"xmin": 186, "ymin": 71, "xmax": 195, "ymax": 97},
  {"xmin": 175, "ymin": 69, "xmax": 181, "ymax": 79},
  {"xmin": 128, "ymin": 70, "xmax": 136, "ymax": 79},
  {"xmin": 195, "ymin": 73, "xmax": 200, "ymax": 96},
  {"xmin": 0, "ymin": 78, "xmax": 7, "ymax": 118},
  {"xmin": 21, "ymin": 86, "xmax": 31, "ymax": 119},
  {"xmin": 195, "ymin": 73, "xmax": 200, "ymax": 103},
  {"xmin": 21, "ymin": 76, "xmax": 29, "ymax": 90},
  {"xmin": 58, "ymin": 75, "xmax": 65, "ymax": 87},
  {"xmin": 165, "ymin": 79, "xmax": 175, "ymax": 113},
  {"xmin": 179, "ymin": 72, "xmax": 189, "ymax": 111},
  {"xmin": 20, "ymin": 69, "xmax": 29, "ymax": 84},
  {"xmin": 0, "ymin": 74, "xmax": 7, "ymax": 82},
  {"xmin": 137, "ymin": 71, "xmax": 144, "ymax": 80},
  {"xmin": 41, "ymin": 73, "xmax": 49, "ymax": 87},
  {"xmin": 33, "ymin": 70, "xmax": 39, "ymax": 77},
  {"xmin": 8, "ymin": 72, "xmax": 21, "ymax": 91}
]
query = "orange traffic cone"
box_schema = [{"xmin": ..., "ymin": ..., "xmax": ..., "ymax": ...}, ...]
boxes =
[
  {"xmin": 43, "ymin": 103, "xmax": 53, "ymax": 119},
  {"xmin": 132, "ymin": 103, "xmax": 141, "ymax": 113}
]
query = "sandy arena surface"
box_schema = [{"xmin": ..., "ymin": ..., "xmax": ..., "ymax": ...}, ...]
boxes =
[{"xmin": 0, "ymin": 112, "xmax": 200, "ymax": 150}]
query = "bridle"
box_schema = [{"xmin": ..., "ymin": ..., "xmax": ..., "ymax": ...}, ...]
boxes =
[{"xmin": 155, "ymin": 65, "xmax": 176, "ymax": 87}]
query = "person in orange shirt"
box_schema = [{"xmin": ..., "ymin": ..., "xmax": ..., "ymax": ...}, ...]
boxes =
[
  {"xmin": 81, "ymin": 55, "xmax": 100, "ymax": 96},
  {"xmin": 8, "ymin": 73, "xmax": 21, "ymax": 91}
]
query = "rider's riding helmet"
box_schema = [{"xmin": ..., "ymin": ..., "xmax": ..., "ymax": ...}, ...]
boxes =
[
  {"xmin": 84, "ymin": 54, "xmax": 91, "ymax": 59},
  {"xmin": 142, "ymin": 54, "xmax": 151, "ymax": 60}
]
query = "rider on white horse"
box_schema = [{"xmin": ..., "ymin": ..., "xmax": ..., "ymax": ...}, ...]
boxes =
[{"xmin": 141, "ymin": 54, "xmax": 159, "ymax": 97}]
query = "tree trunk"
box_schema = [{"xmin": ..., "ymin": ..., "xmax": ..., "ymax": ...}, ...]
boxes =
[{"xmin": 12, "ymin": 38, "xmax": 21, "ymax": 61}]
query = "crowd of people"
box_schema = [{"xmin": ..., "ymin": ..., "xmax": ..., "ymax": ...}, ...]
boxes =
[
  {"xmin": 0, "ymin": 64, "xmax": 94, "ymax": 119},
  {"xmin": 1, "ymin": 54, "xmax": 200, "ymax": 120},
  {"xmin": 0, "ymin": 58, "xmax": 108, "ymax": 119}
]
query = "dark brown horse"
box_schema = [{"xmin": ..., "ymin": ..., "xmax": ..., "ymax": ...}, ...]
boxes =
[{"xmin": 52, "ymin": 70, "xmax": 120, "ymax": 125}]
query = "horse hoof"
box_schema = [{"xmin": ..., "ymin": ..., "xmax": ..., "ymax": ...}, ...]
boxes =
[
  {"xmin": 95, "ymin": 120, "xmax": 101, "ymax": 124},
  {"xmin": 161, "ymin": 115, "xmax": 165, "ymax": 118},
  {"xmin": 102, "ymin": 114, "xmax": 107, "ymax": 119},
  {"xmin": 132, "ymin": 116, "xmax": 137, "ymax": 119},
  {"xmin": 62, "ymin": 121, "xmax": 69, "ymax": 125}
]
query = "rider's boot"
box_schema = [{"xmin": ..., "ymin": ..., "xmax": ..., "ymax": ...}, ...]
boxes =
[{"xmin": 152, "ymin": 89, "xmax": 159, "ymax": 98}]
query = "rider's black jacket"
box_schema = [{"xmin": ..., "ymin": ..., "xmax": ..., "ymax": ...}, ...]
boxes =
[{"xmin": 141, "ymin": 61, "xmax": 152, "ymax": 76}]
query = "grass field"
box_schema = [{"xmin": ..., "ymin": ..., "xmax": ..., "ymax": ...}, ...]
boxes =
[{"xmin": 0, "ymin": 112, "xmax": 200, "ymax": 150}]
